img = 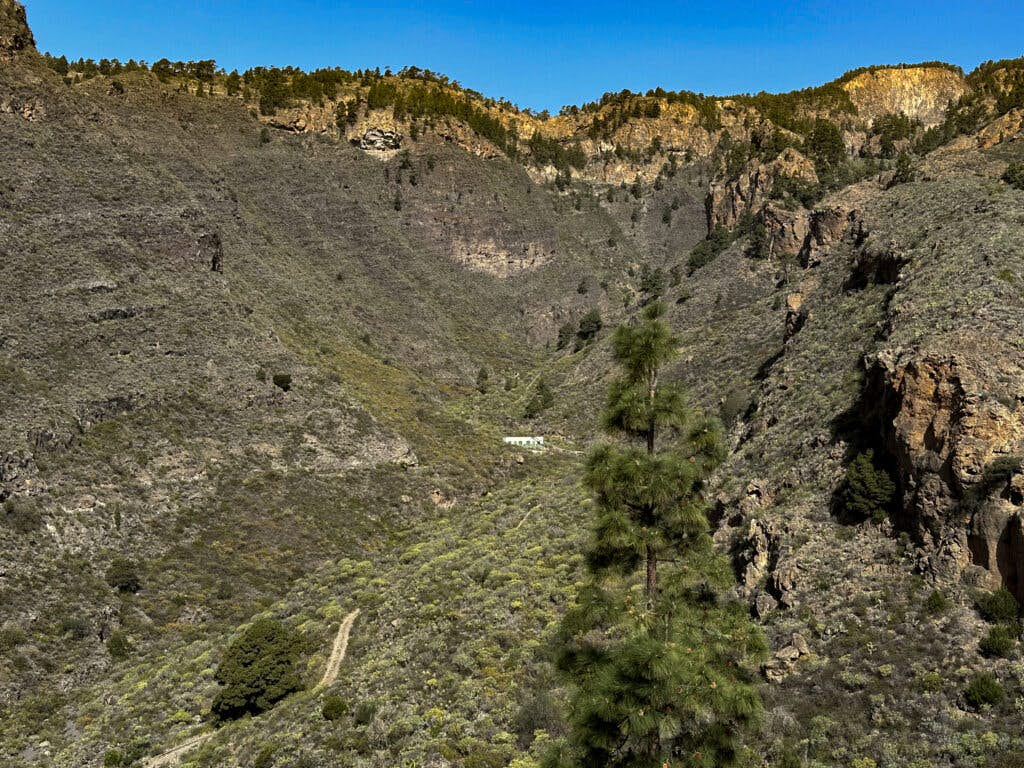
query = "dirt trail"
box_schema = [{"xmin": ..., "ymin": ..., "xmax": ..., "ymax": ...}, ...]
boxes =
[
  {"xmin": 143, "ymin": 733, "xmax": 213, "ymax": 768},
  {"xmin": 317, "ymin": 608, "xmax": 360, "ymax": 689},
  {"xmin": 143, "ymin": 607, "xmax": 361, "ymax": 766}
]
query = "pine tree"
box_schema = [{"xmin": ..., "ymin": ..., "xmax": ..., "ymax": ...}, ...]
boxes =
[{"xmin": 549, "ymin": 302, "xmax": 765, "ymax": 768}]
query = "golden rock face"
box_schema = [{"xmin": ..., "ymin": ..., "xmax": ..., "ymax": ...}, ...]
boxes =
[{"xmin": 840, "ymin": 66, "xmax": 968, "ymax": 128}]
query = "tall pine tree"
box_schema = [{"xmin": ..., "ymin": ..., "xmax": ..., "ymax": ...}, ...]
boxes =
[{"xmin": 548, "ymin": 302, "xmax": 765, "ymax": 768}]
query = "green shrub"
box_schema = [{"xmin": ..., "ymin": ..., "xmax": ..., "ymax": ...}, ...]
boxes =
[
  {"xmin": 964, "ymin": 672, "xmax": 1004, "ymax": 709},
  {"xmin": 924, "ymin": 588, "xmax": 950, "ymax": 615},
  {"xmin": 353, "ymin": 699, "xmax": 379, "ymax": 725},
  {"xmin": 253, "ymin": 744, "xmax": 278, "ymax": 768},
  {"xmin": 2, "ymin": 497, "xmax": 42, "ymax": 534},
  {"xmin": 523, "ymin": 380, "xmax": 554, "ymax": 419},
  {"xmin": 556, "ymin": 321, "xmax": 575, "ymax": 350},
  {"xmin": 573, "ymin": 309, "xmax": 603, "ymax": 351},
  {"xmin": 260, "ymin": 127, "xmax": 271, "ymax": 145},
  {"xmin": 977, "ymin": 588, "xmax": 1019, "ymax": 623},
  {"xmin": 103, "ymin": 750, "xmax": 125, "ymax": 767},
  {"xmin": 272, "ymin": 373, "xmax": 292, "ymax": 392},
  {"xmin": 107, "ymin": 629, "xmax": 132, "ymax": 660},
  {"xmin": 0, "ymin": 625, "xmax": 27, "ymax": 650},
  {"xmin": 212, "ymin": 618, "xmax": 305, "ymax": 721},
  {"xmin": 105, "ymin": 558, "xmax": 142, "ymax": 593},
  {"xmin": 687, "ymin": 225, "xmax": 735, "ymax": 273},
  {"xmin": 1003, "ymin": 161, "xmax": 1024, "ymax": 190},
  {"xmin": 322, "ymin": 694, "xmax": 348, "ymax": 721},
  {"xmin": 60, "ymin": 616, "xmax": 91, "ymax": 640},
  {"xmin": 838, "ymin": 450, "xmax": 896, "ymax": 523},
  {"xmin": 979, "ymin": 625, "xmax": 1017, "ymax": 658}
]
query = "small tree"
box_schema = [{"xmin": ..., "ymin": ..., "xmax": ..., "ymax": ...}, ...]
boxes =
[
  {"xmin": 888, "ymin": 151, "xmax": 915, "ymax": 187},
  {"xmin": 106, "ymin": 558, "xmax": 142, "ymax": 594},
  {"xmin": 212, "ymin": 618, "xmax": 304, "ymax": 720},
  {"xmin": 838, "ymin": 450, "xmax": 896, "ymax": 524},
  {"xmin": 476, "ymin": 366, "xmax": 490, "ymax": 393},
  {"xmin": 550, "ymin": 302, "xmax": 764, "ymax": 768}
]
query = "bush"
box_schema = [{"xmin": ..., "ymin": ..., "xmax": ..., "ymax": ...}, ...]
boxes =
[
  {"xmin": 259, "ymin": 127, "xmax": 271, "ymax": 145},
  {"xmin": 837, "ymin": 450, "xmax": 896, "ymax": 524},
  {"xmin": 60, "ymin": 616, "xmax": 91, "ymax": 640},
  {"xmin": 107, "ymin": 629, "xmax": 132, "ymax": 660},
  {"xmin": 2, "ymin": 498, "xmax": 43, "ymax": 534},
  {"xmin": 523, "ymin": 380, "xmax": 554, "ymax": 419},
  {"xmin": 964, "ymin": 672, "xmax": 1004, "ymax": 709},
  {"xmin": 574, "ymin": 309, "xmax": 603, "ymax": 351},
  {"xmin": 322, "ymin": 694, "xmax": 348, "ymax": 721},
  {"xmin": 556, "ymin": 321, "xmax": 575, "ymax": 350},
  {"xmin": 979, "ymin": 625, "xmax": 1017, "ymax": 658},
  {"xmin": 924, "ymin": 589, "xmax": 950, "ymax": 615},
  {"xmin": 1003, "ymin": 161, "xmax": 1024, "ymax": 190},
  {"xmin": 977, "ymin": 588, "xmax": 1019, "ymax": 623},
  {"xmin": 106, "ymin": 558, "xmax": 142, "ymax": 593},
  {"xmin": 212, "ymin": 618, "xmax": 305, "ymax": 720},
  {"xmin": 272, "ymin": 373, "xmax": 292, "ymax": 392},
  {"xmin": 353, "ymin": 699, "xmax": 378, "ymax": 725}
]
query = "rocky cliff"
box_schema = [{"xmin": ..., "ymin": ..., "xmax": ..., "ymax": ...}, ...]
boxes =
[{"xmin": 0, "ymin": 0, "xmax": 33, "ymax": 59}]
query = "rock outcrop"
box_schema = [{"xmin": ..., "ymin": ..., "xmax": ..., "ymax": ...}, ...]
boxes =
[
  {"xmin": 358, "ymin": 127, "xmax": 402, "ymax": 151},
  {"xmin": 706, "ymin": 148, "xmax": 817, "ymax": 232},
  {"xmin": 0, "ymin": 0, "xmax": 33, "ymax": 60},
  {"xmin": 840, "ymin": 66, "xmax": 968, "ymax": 128},
  {"xmin": 862, "ymin": 351, "xmax": 1024, "ymax": 589}
]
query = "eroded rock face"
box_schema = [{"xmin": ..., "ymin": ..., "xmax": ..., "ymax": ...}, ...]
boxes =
[
  {"xmin": 706, "ymin": 148, "xmax": 817, "ymax": 232},
  {"xmin": 449, "ymin": 237, "xmax": 551, "ymax": 278},
  {"xmin": 758, "ymin": 204, "xmax": 809, "ymax": 259},
  {"xmin": 358, "ymin": 128, "xmax": 401, "ymax": 151},
  {"xmin": 841, "ymin": 66, "xmax": 968, "ymax": 128},
  {"xmin": 862, "ymin": 351, "xmax": 1024, "ymax": 589},
  {"xmin": 0, "ymin": 0, "xmax": 33, "ymax": 60}
]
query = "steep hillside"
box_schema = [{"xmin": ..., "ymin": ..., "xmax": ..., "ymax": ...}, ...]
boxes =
[{"xmin": 3, "ymin": 2, "xmax": 1024, "ymax": 766}]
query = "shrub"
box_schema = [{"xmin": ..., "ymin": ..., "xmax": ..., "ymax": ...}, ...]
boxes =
[
  {"xmin": 523, "ymin": 380, "xmax": 554, "ymax": 419},
  {"xmin": 556, "ymin": 321, "xmax": 575, "ymax": 350},
  {"xmin": 103, "ymin": 750, "xmax": 125, "ymax": 767},
  {"xmin": 924, "ymin": 589, "xmax": 950, "ymax": 615},
  {"xmin": 688, "ymin": 225, "xmax": 734, "ymax": 273},
  {"xmin": 107, "ymin": 629, "xmax": 132, "ymax": 660},
  {"xmin": 574, "ymin": 309, "xmax": 603, "ymax": 351},
  {"xmin": 322, "ymin": 694, "xmax": 348, "ymax": 721},
  {"xmin": 60, "ymin": 616, "xmax": 91, "ymax": 640},
  {"xmin": 977, "ymin": 588, "xmax": 1019, "ymax": 623},
  {"xmin": 979, "ymin": 625, "xmax": 1016, "ymax": 658},
  {"xmin": 838, "ymin": 450, "xmax": 896, "ymax": 523},
  {"xmin": 2, "ymin": 497, "xmax": 43, "ymax": 534},
  {"xmin": 475, "ymin": 366, "xmax": 490, "ymax": 393},
  {"xmin": 887, "ymin": 151, "xmax": 915, "ymax": 187},
  {"xmin": 106, "ymin": 557, "xmax": 142, "ymax": 593},
  {"xmin": 964, "ymin": 672, "xmax": 1004, "ymax": 709},
  {"xmin": 272, "ymin": 373, "xmax": 292, "ymax": 392},
  {"xmin": 353, "ymin": 699, "xmax": 378, "ymax": 725},
  {"xmin": 212, "ymin": 618, "xmax": 305, "ymax": 720},
  {"xmin": 1003, "ymin": 161, "xmax": 1024, "ymax": 190},
  {"xmin": 259, "ymin": 127, "xmax": 271, "ymax": 145}
]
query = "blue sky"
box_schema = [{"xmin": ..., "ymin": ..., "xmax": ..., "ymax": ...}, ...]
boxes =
[{"xmin": 25, "ymin": 1, "xmax": 1024, "ymax": 112}]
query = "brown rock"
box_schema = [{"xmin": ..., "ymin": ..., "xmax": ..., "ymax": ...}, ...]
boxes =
[{"xmin": 0, "ymin": 0, "xmax": 34, "ymax": 60}]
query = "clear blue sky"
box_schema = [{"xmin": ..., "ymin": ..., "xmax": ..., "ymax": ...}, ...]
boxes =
[{"xmin": 25, "ymin": 1, "xmax": 1024, "ymax": 112}]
